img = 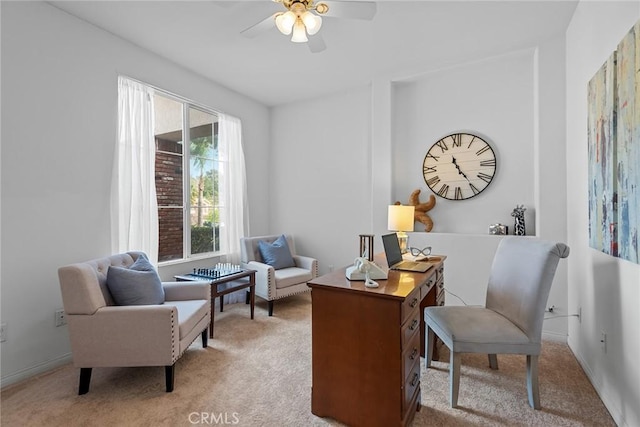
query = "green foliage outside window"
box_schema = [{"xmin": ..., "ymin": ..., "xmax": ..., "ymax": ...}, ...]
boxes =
[
  {"xmin": 190, "ymin": 135, "xmax": 219, "ymax": 228},
  {"xmin": 191, "ymin": 225, "xmax": 220, "ymax": 254}
]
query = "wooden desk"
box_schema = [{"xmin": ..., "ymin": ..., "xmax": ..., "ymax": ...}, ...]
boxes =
[
  {"xmin": 307, "ymin": 255, "xmax": 445, "ymax": 427},
  {"xmin": 175, "ymin": 269, "xmax": 256, "ymax": 338}
]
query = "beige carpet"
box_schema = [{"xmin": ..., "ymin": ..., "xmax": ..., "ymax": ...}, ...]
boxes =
[{"xmin": 1, "ymin": 293, "xmax": 615, "ymax": 427}]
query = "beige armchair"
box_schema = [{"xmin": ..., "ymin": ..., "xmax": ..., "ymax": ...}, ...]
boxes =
[
  {"xmin": 58, "ymin": 251, "xmax": 210, "ymax": 394},
  {"xmin": 240, "ymin": 234, "xmax": 318, "ymax": 316}
]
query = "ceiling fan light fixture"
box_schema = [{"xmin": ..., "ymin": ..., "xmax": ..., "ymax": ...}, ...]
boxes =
[
  {"xmin": 291, "ymin": 18, "xmax": 308, "ymax": 43},
  {"xmin": 301, "ymin": 11, "xmax": 322, "ymax": 35},
  {"xmin": 275, "ymin": 10, "xmax": 296, "ymax": 35},
  {"xmin": 315, "ymin": 2, "xmax": 329, "ymax": 15}
]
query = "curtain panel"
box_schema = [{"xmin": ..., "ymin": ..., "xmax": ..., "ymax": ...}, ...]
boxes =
[
  {"xmin": 111, "ymin": 77, "xmax": 159, "ymax": 263},
  {"xmin": 219, "ymin": 113, "xmax": 249, "ymax": 303}
]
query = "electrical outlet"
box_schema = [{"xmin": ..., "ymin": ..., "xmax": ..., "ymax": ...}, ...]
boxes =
[
  {"xmin": 600, "ymin": 331, "xmax": 607, "ymax": 353},
  {"xmin": 55, "ymin": 309, "xmax": 67, "ymax": 327},
  {"xmin": 0, "ymin": 323, "xmax": 7, "ymax": 342}
]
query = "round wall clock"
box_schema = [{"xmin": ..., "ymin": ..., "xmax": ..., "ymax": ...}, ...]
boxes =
[{"xmin": 422, "ymin": 132, "xmax": 497, "ymax": 200}]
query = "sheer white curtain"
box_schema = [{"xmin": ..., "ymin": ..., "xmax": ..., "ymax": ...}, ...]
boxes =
[
  {"xmin": 219, "ymin": 112, "xmax": 249, "ymax": 263},
  {"xmin": 111, "ymin": 77, "xmax": 159, "ymax": 263},
  {"xmin": 218, "ymin": 113, "xmax": 249, "ymax": 303}
]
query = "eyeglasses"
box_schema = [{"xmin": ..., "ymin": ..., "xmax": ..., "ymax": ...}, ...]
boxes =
[{"xmin": 409, "ymin": 246, "xmax": 432, "ymax": 257}]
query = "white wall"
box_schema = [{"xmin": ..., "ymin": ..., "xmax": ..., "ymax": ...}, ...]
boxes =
[
  {"xmin": 566, "ymin": 2, "xmax": 640, "ymax": 426},
  {"xmin": 271, "ymin": 38, "xmax": 570, "ymax": 339},
  {"xmin": 392, "ymin": 50, "xmax": 535, "ymax": 235},
  {"xmin": 269, "ymin": 86, "xmax": 372, "ymax": 271},
  {"xmin": 393, "ymin": 44, "xmax": 569, "ymax": 333},
  {"xmin": 0, "ymin": 2, "xmax": 270, "ymax": 386}
]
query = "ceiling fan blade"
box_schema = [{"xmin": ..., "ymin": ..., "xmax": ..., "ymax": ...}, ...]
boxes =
[
  {"xmin": 308, "ymin": 33, "xmax": 327, "ymax": 53},
  {"xmin": 240, "ymin": 13, "xmax": 277, "ymax": 38},
  {"xmin": 320, "ymin": 1, "xmax": 377, "ymax": 20}
]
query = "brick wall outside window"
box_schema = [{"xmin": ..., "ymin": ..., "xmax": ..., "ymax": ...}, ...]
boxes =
[{"xmin": 156, "ymin": 138, "xmax": 183, "ymax": 261}]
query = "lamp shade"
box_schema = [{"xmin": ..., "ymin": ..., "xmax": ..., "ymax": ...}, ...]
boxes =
[
  {"xmin": 302, "ymin": 11, "xmax": 322, "ymax": 35},
  {"xmin": 275, "ymin": 11, "xmax": 296, "ymax": 35},
  {"xmin": 388, "ymin": 205, "xmax": 415, "ymax": 232},
  {"xmin": 291, "ymin": 18, "xmax": 308, "ymax": 42}
]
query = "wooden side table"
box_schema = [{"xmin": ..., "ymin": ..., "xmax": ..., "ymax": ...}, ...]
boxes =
[{"xmin": 175, "ymin": 269, "xmax": 256, "ymax": 338}]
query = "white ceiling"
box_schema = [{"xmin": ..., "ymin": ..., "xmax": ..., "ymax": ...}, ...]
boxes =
[{"xmin": 49, "ymin": 1, "xmax": 578, "ymax": 107}]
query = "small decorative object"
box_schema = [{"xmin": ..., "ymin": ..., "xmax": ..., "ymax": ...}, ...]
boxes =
[
  {"xmin": 409, "ymin": 246, "xmax": 432, "ymax": 257},
  {"xmin": 395, "ymin": 189, "xmax": 436, "ymax": 232},
  {"xmin": 488, "ymin": 224, "xmax": 508, "ymax": 235},
  {"xmin": 422, "ymin": 133, "xmax": 497, "ymax": 200},
  {"xmin": 408, "ymin": 246, "xmax": 432, "ymax": 261},
  {"xmin": 511, "ymin": 205, "xmax": 527, "ymax": 236},
  {"xmin": 359, "ymin": 234, "xmax": 374, "ymax": 262}
]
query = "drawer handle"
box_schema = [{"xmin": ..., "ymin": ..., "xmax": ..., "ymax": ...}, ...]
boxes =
[
  {"xmin": 409, "ymin": 298, "xmax": 419, "ymax": 308},
  {"xmin": 409, "ymin": 319, "xmax": 419, "ymax": 330},
  {"xmin": 411, "ymin": 373, "xmax": 419, "ymax": 387},
  {"xmin": 410, "ymin": 348, "xmax": 418, "ymax": 360}
]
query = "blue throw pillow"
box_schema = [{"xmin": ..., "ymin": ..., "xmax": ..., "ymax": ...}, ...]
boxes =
[
  {"xmin": 258, "ymin": 235, "xmax": 296, "ymax": 270},
  {"xmin": 106, "ymin": 255, "xmax": 165, "ymax": 305}
]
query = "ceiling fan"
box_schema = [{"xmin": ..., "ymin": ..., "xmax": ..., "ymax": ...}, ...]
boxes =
[{"xmin": 240, "ymin": 0, "xmax": 377, "ymax": 53}]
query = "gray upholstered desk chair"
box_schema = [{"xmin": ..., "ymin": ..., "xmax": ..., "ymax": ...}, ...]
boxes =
[{"xmin": 424, "ymin": 237, "xmax": 570, "ymax": 409}]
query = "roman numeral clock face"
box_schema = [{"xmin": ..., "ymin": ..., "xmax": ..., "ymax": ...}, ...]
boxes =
[{"xmin": 422, "ymin": 133, "xmax": 497, "ymax": 200}]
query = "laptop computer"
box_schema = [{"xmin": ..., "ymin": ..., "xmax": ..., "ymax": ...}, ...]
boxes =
[{"xmin": 381, "ymin": 233, "xmax": 432, "ymax": 273}]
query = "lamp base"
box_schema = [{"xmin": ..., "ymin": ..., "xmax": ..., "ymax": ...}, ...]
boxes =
[{"xmin": 396, "ymin": 231, "xmax": 408, "ymax": 254}]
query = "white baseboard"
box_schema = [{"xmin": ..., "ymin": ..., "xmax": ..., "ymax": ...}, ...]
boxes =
[
  {"xmin": 0, "ymin": 353, "xmax": 72, "ymax": 390},
  {"xmin": 567, "ymin": 336, "xmax": 628, "ymax": 427},
  {"xmin": 542, "ymin": 330, "xmax": 567, "ymax": 342}
]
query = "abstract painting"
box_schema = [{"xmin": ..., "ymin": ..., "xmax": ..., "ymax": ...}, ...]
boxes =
[
  {"xmin": 615, "ymin": 20, "xmax": 640, "ymax": 264},
  {"xmin": 588, "ymin": 19, "xmax": 640, "ymax": 265},
  {"xmin": 588, "ymin": 52, "xmax": 617, "ymax": 256}
]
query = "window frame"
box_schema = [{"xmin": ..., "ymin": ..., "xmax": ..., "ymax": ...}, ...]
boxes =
[{"xmin": 152, "ymin": 89, "xmax": 223, "ymax": 265}]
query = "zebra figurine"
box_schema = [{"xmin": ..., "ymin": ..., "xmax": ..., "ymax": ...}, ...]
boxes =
[{"xmin": 511, "ymin": 205, "xmax": 527, "ymax": 236}]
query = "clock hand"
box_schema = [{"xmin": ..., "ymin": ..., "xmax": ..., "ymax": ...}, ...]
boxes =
[{"xmin": 451, "ymin": 156, "xmax": 469, "ymax": 180}]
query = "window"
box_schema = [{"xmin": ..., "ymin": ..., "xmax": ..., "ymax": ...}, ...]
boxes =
[
  {"xmin": 154, "ymin": 93, "xmax": 221, "ymax": 263},
  {"xmin": 114, "ymin": 76, "xmax": 246, "ymax": 265}
]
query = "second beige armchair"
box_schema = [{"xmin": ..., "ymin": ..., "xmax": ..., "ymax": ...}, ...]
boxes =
[{"xmin": 240, "ymin": 234, "xmax": 318, "ymax": 316}]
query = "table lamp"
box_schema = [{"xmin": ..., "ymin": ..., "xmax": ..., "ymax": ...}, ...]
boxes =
[{"xmin": 388, "ymin": 205, "xmax": 415, "ymax": 254}]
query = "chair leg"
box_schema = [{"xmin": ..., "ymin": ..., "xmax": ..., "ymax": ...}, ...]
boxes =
[
  {"xmin": 488, "ymin": 354, "xmax": 498, "ymax": 370},
  {"xmin": 165, "ymin": 364, "xmax": 175, "ymax": 392},
  {"xmin": 425, "ymin": 325, "xmax": 435, "ymax": 368},
  {"xmin": 78, "ymin": 368, "xmax": 92, "ymax": 395},
  {"xmin": 268, "ymin": 301, "xmax": 274, "ymax": 317},
  {"xmin": 527, "ymin": 355, "xmax": 540, "ymax": 409},
  {"xmin": 245, "ymin": 290, "xmax": 250, "ymax": 304},
  {"xmin": 450, "ymin": 351, "xmax": 461, "ymax": 408},
  {"xmin": 201, "ymin": 328, "xmax": 208, "ymax": 348}
]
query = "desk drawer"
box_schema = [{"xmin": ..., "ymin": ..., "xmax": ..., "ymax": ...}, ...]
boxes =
[
  {"xmin": 436, "ymin": 264, "xmax": 445, "ymax": 283},
  {"xmin": 436, "ymin": 278, "xmax": 445, "ymax": 306},
  {"xmin": 421, "ymin": 274, "xmax": 437, "ymax": 300},
  {"xmin": 402, "ymin": 332, "xmax": 420, "ymax": 380},
  {"xmin": 401, "ymin": 309, "xmax": 420, "ymax": 348},
  {"xmin": 401, "ymin": 288, "xmax": 421, "ymax": 325},
  {"xmin": 402, "ymin": 357, "xmax": 420, "ymax": 412}
]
